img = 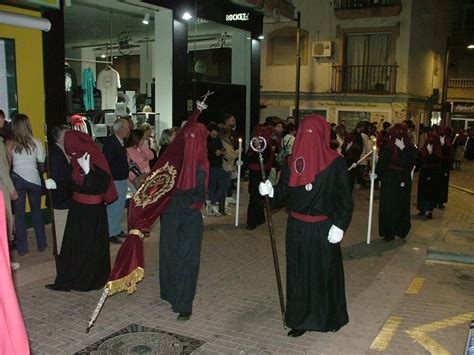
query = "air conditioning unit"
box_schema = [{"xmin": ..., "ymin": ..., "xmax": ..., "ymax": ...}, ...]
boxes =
[{"xmin": 312, "ymin": 41, "xmax": 332, "ymax": 58}]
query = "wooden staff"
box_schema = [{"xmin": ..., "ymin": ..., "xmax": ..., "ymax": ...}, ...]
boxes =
[{"xmin": 250, "ymin": 136, "xmax": 286, "ymax": 328}]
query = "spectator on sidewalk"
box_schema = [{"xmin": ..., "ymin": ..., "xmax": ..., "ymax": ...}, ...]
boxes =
[
  {"xmin": 0, "ymin": 193, "xmax": 29, "ymax": 354},
  {"xmin": 46, "ymin": 125, "xmax": 72, "ymax": 254},
  {"xmin": 158, "ymin": 127, "xmax": 179, "ymax": 159},
  {"xmin": 102, "ymin": 118, "xmax": 130, "ymax": 244},
  {"xmin": 7, "ymin": 114, "xmax": 47, "ymax": 256},
  {"xmin": 125, "ymin": 129, "xmax": 154, "ymax": 193},
  {"xmin": 219, "ymin": 124, "xmax": 238, "ymax": 206},
  {"xmin": 376, "ymin": 124, "xmax": 417, "ymax": 241},
  {"xmin": 206, "ymin": 122, "xmax": 226, "ymax": 216},
  {"xmin": 0, "ymin": 110, "xmax": 17, "ymax": 243},
  {"xmin": 259, "ymin": 114, "xmax": 353, "ymax": 338},
  {"xmin": 45, "ymin": 131, "xmax": 117, "ymax": 292}
]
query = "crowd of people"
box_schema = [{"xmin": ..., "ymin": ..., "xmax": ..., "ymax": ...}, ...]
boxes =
[{"xmin": 1, "ymin": 105, "xmax": 474, "ymax": 341}]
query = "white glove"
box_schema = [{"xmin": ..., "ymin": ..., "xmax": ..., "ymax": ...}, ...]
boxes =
[
  {"xmin": 394, "ymin": 138, "xmax": 405, "ymax": 151},
  {"xmin": 427, "ymin": 144, "xmax": 433, "ymax": 154},
  {"xmin": 77, "ymin": 152, "xmax": 90, "ymax": 175},
  {"xmin": 45, "ymin": 178, "xmax": 57, "ymax": 190},
  {"xmin": 440, "ymin": 136, "xmax": 445, "ymax": 146},
  {"xmin": 348, "ymin": 162, "xmax": 357, "ymax": 171},
  {"xmin": 411, "ymin": 168, "xmax": 415, "ymax": 181},
  {"xmin": 370, "ymin": 173, "xmax": 377, "ymax": 180},
  {"xmin": 346, "ymin": 141, "xmax": 353, "ymax": 150},
  {"xmin": 328, "ymin": 225, "xmax": 344, "ymax": 244},
  {"xmin": 258, "ymin": 180, "xmax": 274, "ymax": 198},
  {"xmin": 236, "ymin": 160, "xmax": 243, "ymax": 167}
]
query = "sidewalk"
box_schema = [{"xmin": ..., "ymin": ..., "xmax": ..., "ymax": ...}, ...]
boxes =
[{"xmin": 10, "ymin": 165, "xmax": 474, "ymax": 354}]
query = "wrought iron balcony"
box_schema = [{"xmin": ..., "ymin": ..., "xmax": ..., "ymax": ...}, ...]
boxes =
[
  {"xmin": 331, "ymin": 65, "xmax": 398, "ymax": 94},
  {"xmin": 333, "ymin": 0, "xmax": 401, "ymax": 9}
]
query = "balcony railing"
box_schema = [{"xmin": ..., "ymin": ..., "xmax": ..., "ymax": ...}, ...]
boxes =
[
  {"xmin": 448, "ymin": 78, "xmax": 474, "ymax": 89},
  {"xmin": 332, "ymin": 65, "xmax": 398, "ymax": 94},
  {"xmin": 333, "ymin": 0, "xmax": 401, "ymax": 10}
]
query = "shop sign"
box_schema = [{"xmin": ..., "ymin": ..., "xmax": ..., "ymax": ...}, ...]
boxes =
[
  {"xmin": 453, "ymin": 102, "xmax": 474, "ymax": 113},
  {"xmin": 225, "ymin": 13, "xmax": 250, "ymax": 22}
]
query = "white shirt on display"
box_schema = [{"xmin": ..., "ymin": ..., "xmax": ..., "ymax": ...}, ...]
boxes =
[{"xmin": 97, "ymin": 68, "xmax": 121, "ymax": 110}]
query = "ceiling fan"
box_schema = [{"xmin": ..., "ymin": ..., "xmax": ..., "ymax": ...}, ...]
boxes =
[{"xmin": 117, "ymin": 31, "xmax": 134, "ymax": 55}]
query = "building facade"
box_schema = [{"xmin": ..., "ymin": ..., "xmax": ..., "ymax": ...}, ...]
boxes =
[{"xmin": 259, "ymin": 0, "xmax": 458, "ymax": 135}]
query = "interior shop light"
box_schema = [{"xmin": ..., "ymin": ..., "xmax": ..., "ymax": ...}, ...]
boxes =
[
  {"xmin": 258, "ymin": 34, "xmax": 265, "ymax": 40},
  {"xmin": 182, "ymin": 12, "xmax": 193, "ymax": 21},
  {"xmin": 0, "ymin": 10, "xmax": 51, "ymax": 31},
  {"xmin": 142, "ymin": 13, "xmax": 150, "ymax": 25},
  {"xmin": 468, "ymin": 44, "xmax": 474, "ymax": 49},
  {"xmin": 101, "ymin": 54, "xmax": 106, "ymax": 58},
  {"xmin": 65, "ymin": 0, "xmax": 72, "ymax": 6}
]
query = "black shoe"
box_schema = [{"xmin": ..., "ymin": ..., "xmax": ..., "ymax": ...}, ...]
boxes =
[
  {"xmin": 383, "ymin": 236, "xmax": 395, "ymax": 241},
  {"xmin": 117, "ymin": 231, "xmax": 127, "ymax": 238},
  {"xmin": 424, "ymin": 213, "xmax": 433, "ymax": 220},
  {"xmin": 417, "ymin": 211, "xmax": 425, "ymax": 216},
  {"xmin": 246, "ymin": 225, "xmax": 257, "ymax": 230},
  {"xmin": 177, "ymin": 312, "xmax": 192, "ymax": 321},
  {"xmin": 45, "ymin": 284, "xmax": 71, "ymax": 292},
  {"xmin": 438, "ymin": 204, "xmax": 445, "ymax": 210},
  {"xmin": 109, "ymin": 236, "xmax": 123, "ymax": 244},
  {"xmin": 38, "ymin": 245, "xmax": 47, "ymax": 252},
  {"xmin": 287, "ymin": 329, "xmax": 306, "ymax": 337}
]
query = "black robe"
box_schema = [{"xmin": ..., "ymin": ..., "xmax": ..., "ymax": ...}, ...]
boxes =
[
  {"xmin": 54, "ymin": 166, "xmax": 111, "ymax": 291},
  {"xmin": 376, "ymin": 145, "xmax": 417, "ymax": 239},
  {"xmin": 439, "ymin": 144, "xmax": 452, "ymax": 205},
  {"xmin": 159, "ymin": 168, "xmax": 206, "ymax": 314},
  {"xmin": 246, "ymin": 146, "xmax": 271, "ymax": 229},
  {"xmin": 417, "ymin": 154, "xmax": 441, "ymax": 212},
  {"xmin": 273, "ymin": 157, "xmax": 353, "ymax": 332}
]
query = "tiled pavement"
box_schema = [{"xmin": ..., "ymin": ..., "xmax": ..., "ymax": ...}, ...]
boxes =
[{"xmin": 10, "ymin": 163, "xmax": 474, "ymax": 354}]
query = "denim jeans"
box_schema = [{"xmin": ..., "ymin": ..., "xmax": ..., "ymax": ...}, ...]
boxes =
[
  {"xmin": 11, "ymin": 173, "xmax": 47, "ymax": 254},
  {"xmin": 208, "ymin": 167, "xmax": 230, "ymax": 205},
  {"xmin": 106, "ymin": 179, "xmax": 128, "ymax": 237}
]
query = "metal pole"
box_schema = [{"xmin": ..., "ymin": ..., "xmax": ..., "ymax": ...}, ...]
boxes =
[
  {"xmin": 295, "ymin": 11, "xmax": 301, "ymax": 124},
  {"xmin": 251, "ymin": 137, "xmax": 286, "ymax": 328}
]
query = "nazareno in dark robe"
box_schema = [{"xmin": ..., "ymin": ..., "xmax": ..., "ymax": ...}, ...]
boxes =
[
  {"xmin": 246, "ymin": 145, "xmax": 271, "ymax": 229},
  {"xmin": 376, "ymin": 145, "xmax": 417, "ymax": 240},
  {"xmin": 55, "ymin": 165, "xmax": 111, "ymax": 291},
  {"xmin": 159, "ymin": 168, "xmax": 206, "ymax": 314},
  {"xmin": 273, "ymin": 157, "xmax": 354, "ymax": 332},
  {"xmin": 417, "ymin": 153, "xmax": 441, "ymax": 213},
  {"xmin": 439, "ymin": 144, "xmax": 452, "ymax": 205}
]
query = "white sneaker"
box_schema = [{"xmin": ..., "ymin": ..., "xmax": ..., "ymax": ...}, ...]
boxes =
[
  {"xmin": 11, "ymin": 262, "xmax": 20, "ymax": 270},
  {"xmin": 225, "ymin": 197, "xmax": 236, "ymax": 204},
  {"xmin": 208, "ymin": 204, "xmax": 222, "ymax": 217}
]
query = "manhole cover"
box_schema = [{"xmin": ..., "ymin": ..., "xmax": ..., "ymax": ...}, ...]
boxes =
[{"xmin": 76, "ymin": 324, "xmax": 204, "ymax": 354}]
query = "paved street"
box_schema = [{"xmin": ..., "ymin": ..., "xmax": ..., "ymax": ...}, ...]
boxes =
[{"xmin": 10, "ymin": 162, "xmax": 474, "ymax": 354}]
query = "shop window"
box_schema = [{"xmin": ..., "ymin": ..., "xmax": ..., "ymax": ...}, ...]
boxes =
[
  {"xmin": 293, "ymin": 108, "xmax": 327, "ymax": 119},
  {"xmin": 267, "ymin": 27, "xmax": 308, "ymax": 66},
  {"xmin": 188, "ymin": 48, "xmax": 232, "ymax": 83},
  {"xmin": 0, "ymin": 38, "xmax": 18, "ymax": 119}
]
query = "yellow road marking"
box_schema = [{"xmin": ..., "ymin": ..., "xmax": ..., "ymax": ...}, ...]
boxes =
[
  {"xmin": 370, "ymin": 316, "xmax": 402, "ymax": 351},
  {"xmin": 406, "ymin": 277, "xmax": 425, "ymax": 294},
  {"xmin": 405, "ymin": 312, "xmax": 474, "ymax": 354}
]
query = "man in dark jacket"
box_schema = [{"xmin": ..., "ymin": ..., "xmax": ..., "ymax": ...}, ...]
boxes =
[{"xmin": 102, "ymin": 118, "xmax": 130, "ymax": 243}]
